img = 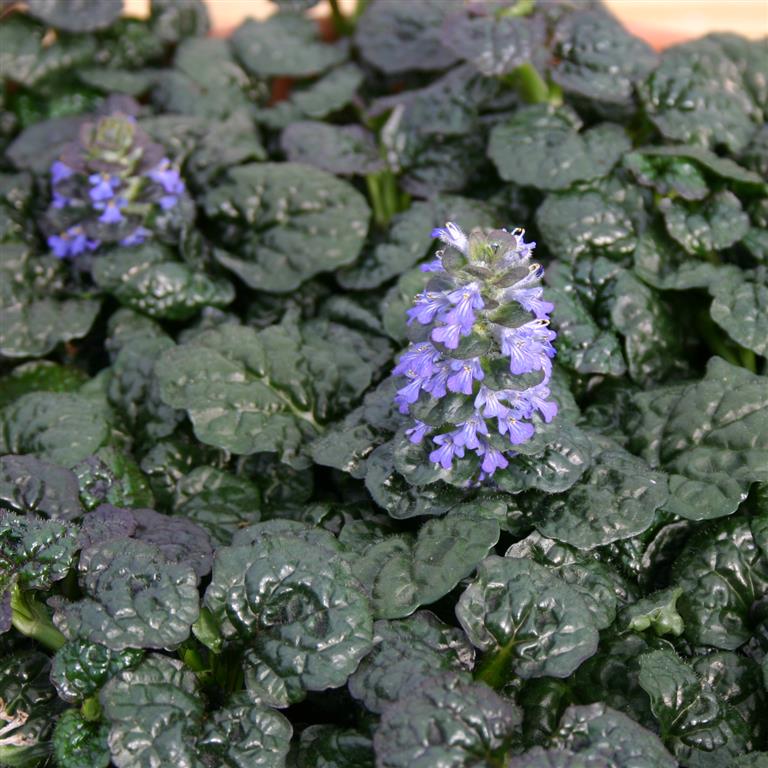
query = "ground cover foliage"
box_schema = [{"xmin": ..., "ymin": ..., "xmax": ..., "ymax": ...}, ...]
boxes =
[{"xmin": 0, "ymin": 0, "xmax": 767, "ymax": 766}]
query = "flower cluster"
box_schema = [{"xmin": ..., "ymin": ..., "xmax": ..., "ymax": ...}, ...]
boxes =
[
  {"xmin": 394, "ymin": 222, "xmax": 558, "ymax": 480},
  {"xmin": 45, "ymin": 108, "xmax": 186, "ymax": 260}
]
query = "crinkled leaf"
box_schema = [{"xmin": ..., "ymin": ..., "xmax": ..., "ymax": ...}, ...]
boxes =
[
  {"xmin": 660, "ymin": 190, "xmax": 750, "ymax": 257},
  {"xmin": 54, "ymin": 539, "xmax": 200, "ymax": 650},
  {"xmin": 0, "ymin": 392, "xmax": 111, "ymax": 468},
  {"xmin": 553, "ymin": 703, "xmax": 676, "ymax": 768},
  {"xmin": 205, "ymin": 533, "xmax": 372, "ymax": 700},
  {"xmin": 281, "ymin": 122, "xmax": 383, "ymax": 176},
  {"xmin": 27, "ymin": 0, "xmax": 123, "ymax": 32},
  {"xmin": 639, "ymin": 38, "xmax": 761, "ymax": 153},
  {"xmin": 551, "ymin": 9, "xmax": 658, "ymax": 115},
  {"xmin": 671, "ymin": 514, "xmax": 768, "ymax": 650},
  {"xmin": 232, "ymin": 15, "xmax": 347, "ymax": 78},
  {"xmin": 530, "ymin": 443, "xmax": 669, "ymax": 550},
  {"xmin": 92, "ymin": 244, "xmax": 234, "ymax": 321},
  {"xmin": 53, "ymin": 709, "xmax": 110, "ymax": 768},
  {"xmin": 354, "ymin": 0, "xmax": 460, "ymax": 74},
  {"xmin": 100, "ymin": 654, "xmax": 204, "ymax": 768},
  {"xmin": 0, "ymin": 454, "xmax": 83, "ymax": 520},
  {"xmin": 457, "ymin": 555, "xmax": 599, "ymax": 680},
  {"xmin": 506, "ymin": 532, "xmax": 632, "ymax": 630},
  {"xmin": 157, "ymin": 318, "xmax": 387, "ymax": 465},
  {"xmin": 638, "ymin": 649, "xmax": 752, "ymax": 766},
  {"xmin": 488, "ymin": 106, "xmax": 629, "ymax": 191},
  {"xmin": 205, "ymin": 162, "xmax": 369, "ymax": 292},
  {"xmin": 0, "ymin": 297, "xmax": 100, "ymax": 359},
  {"xmin": 710, "ymin": 268, "xmax": 768, "ymax": 357},
  {"xmin": 348, "ymin": 610, "xmax": 474, "ymax": 714},
  {"xmin": 443, "ymin": 13, "xmax": 539, "ymax": 76},
  {"xmin": 197, "ymin": 695, "xmax": 292, "ymax": 768},
  {"xmin": 351, "ymin": 511, "xmax": 499, "ymax": 619},
  {"xmin": 51, "ymin": 638, "xmax": 143, "ymax": 703},
  {"xmin": 659, "ymin": 358, "xmax": 768, "ymax": 520},
  {"xmin": 373, "ymin": 673, "xmax": 522, "ymax": 768}
]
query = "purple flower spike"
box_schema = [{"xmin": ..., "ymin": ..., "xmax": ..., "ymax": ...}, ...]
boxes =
[
  {"xmin": 51, "ymin": 161, "xmax": 74, "ymax": 185},
  {"xmin": 446, "ymin": 358, "xmax": 484, "ymax": 395},
  {"xmin": 431, "ymin": 221, "xmax": 468, "ymax": 254},
  {"xmin": 394, "ymin": 221, "xmax": 558, "ymax": 483},
  {"xmin": 429, "ymin": 433, "xmax": 465, "ymax": 470}
]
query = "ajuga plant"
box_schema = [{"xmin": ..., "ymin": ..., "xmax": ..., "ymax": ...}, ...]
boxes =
[
  {"xmin": 395, "ymin": 223, "xmax": 557, "ymax": 479},
  {"xmin": 44, "ymin": 99, "xmax": 188, "ymax": 261}
]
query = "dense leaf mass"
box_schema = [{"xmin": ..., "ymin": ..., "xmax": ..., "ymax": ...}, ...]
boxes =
[{"xmin": 0, "ymin": 1, "xmax": 766, "ymax": 766}]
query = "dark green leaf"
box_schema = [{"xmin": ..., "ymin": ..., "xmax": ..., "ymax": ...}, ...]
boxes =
[
  {"xmin": 638, "ymin": 649, "xmax": 752, "ymax": 766},
  {"xmin": 443, "ymin": 14, "xmax": 539, "ymax": 76},
  {"xmin": 0, "ymin": 392, "xmax": 111, "ymax": 468},
  {"xmin": 535, "ymin": 184, "xmax": 638, "ymax": 263},
  {"xmin": 100, "ymin": 654, "xmax": 204, "ymax": 768},
  {"xmin": 530, "ymin": 441, "xmax": 669, "ymax": 550},
  {"xmin": 373, "ymin": 673, "xmax": 522, "ymax": 768},
  {"xmin": 205, "ymin": 533, "xmax": 372, "ymax": 700},
  {"xmin": 205, "ymin": 163, "xmax": 370, "ymax": 292},
  {"xmin": 295, "ymin": 725, "xmax": 373, "ymax": 768},
  {"xmin": 348, "ymin": 610, "xmax": 474, "ymax": 714},
  {"xmin": 0, "ymin": 361, "xmax": 87, "ymax": 410},
  {"xmin": 54, "ymin": 539, "xmax": 200, "ymax": 650},
  {"xmin": 27, "ymin": 0, "xmax": 123, "ymax": 32},
  {"xmin": 232, "ymin": 15, "xmax": 348, "ymax": 78},
  {"xmin": 660, "ymin": 190, "xmax": 750, "ymax": 256},
  {"xmin": 0, "ymin": 454, "xmax": 83, "ymax": 520},
  {"xmin": 0, "ymin": 297, "xmax": 100, "ymax": 359},
  {"xmin": 672, "ymin": 514, "xmax": 768, "ymax": 650},
  {"xmin": 457, "ymin": 555, "xmax": 599, "ymax": 680},
  {"xmin": 52, "ymin": 709, "xmax": 110, "ymax": 768},
  {"xmin": 51, "ymin": 639, "xmax": 143, "ymax": 703},
  {"xmin": 709, "ymin": 267, "xmax": 768, "ymax": 357},
  {"xmin": 92, "ymin": 244, "xmax": 234, "ymax": 321},
  {"xmin": 197, "ymin": 695, "xmax": 292, "ymax": 768},
  {"xmin": 639, "ymin": 38, "xmax": 762, "ymax": 153},
  {"xmin": 551, "ymin": 9, "xmax": 658, "ymax": 115},
  {"xmin": 354, "ymin": 0, "xmax": 460, "ymax": 74},
  {"xmin": 659, "ymin": 358, "xmax": 768, "ymax": 520},
  {"xmin": 506, "ymin": 532, "xmax": 632, "ymax": 630},
  {"xmin": 488, "ymin": 106, "xmax": 629, "ymax": 190},
  {"xmin": 553, "ymin": 703, "xmax": 676, "ymax": 768}
]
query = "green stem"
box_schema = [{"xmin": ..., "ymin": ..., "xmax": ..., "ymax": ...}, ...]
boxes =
[
  {"xmin": 179, "ymin": 645, "xmax": 206, "ymax": 674},
  {"xmin": 474, "ymin": 641, "xmax": 515, "ymax": 690},
  {"xmin": 505, "ymin": 63, "xmax": 551, "ymax": 104},
  {"xmin": 738, "ymin": 346, "xmax": 757, "ymax": 373},
  {"xmin": 696, "ymin": 310, "xmax": 739, "ymax": 366},
  {"xmin": 328, "ymin": 0, "xmax": 351, "ymax": 36},
  {"xmin": 366, "ymin": 173, "xmax": 388, "ymax": 228},
  {"xmin": 10, "ymin": 584, "xmax": 66, "ymax": 652}
]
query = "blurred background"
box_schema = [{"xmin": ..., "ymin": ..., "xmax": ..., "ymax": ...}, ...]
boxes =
[{"xmin": 123, "ymin": 0, "xmax": 768, "ymax": 46}]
